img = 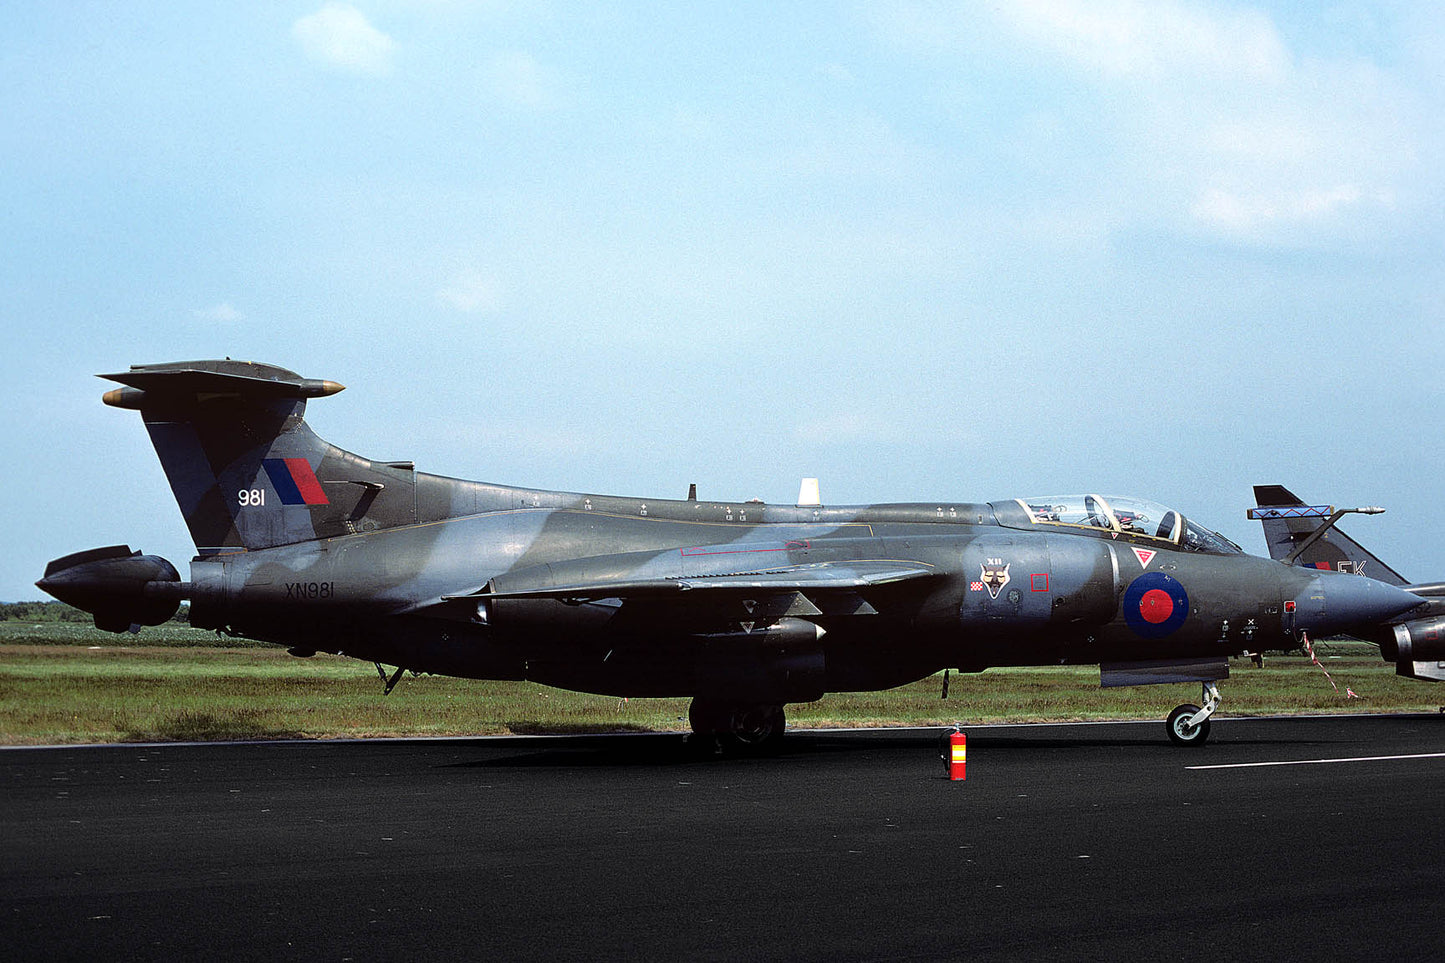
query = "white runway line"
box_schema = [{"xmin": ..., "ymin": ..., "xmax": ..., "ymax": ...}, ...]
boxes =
[{"xmin": 1188, "ymin": 752, "xmax": 1445, "ymax": 770}]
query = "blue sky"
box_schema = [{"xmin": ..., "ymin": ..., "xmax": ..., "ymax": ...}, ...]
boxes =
[{"xmin": 3, "ymin": 1, "xmax": 1442, "ymax": 601}]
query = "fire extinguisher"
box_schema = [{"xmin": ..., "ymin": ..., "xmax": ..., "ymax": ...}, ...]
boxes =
[{"xmin": 942, "ymin": 727, "xmax": 966, "ymax": 781}]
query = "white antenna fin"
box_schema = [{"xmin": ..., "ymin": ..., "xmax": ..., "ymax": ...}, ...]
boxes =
[{"xmin": 797, "ymin": 478, "xmax": 821, "ymax": 507}]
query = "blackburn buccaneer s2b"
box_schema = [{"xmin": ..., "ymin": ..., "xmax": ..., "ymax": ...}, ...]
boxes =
[{"xmin": 37, "ymin": 361, "xmax": 1426, "ymax": 748}]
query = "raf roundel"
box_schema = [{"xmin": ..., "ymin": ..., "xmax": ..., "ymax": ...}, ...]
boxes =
[{"xmin": 1123, "ymin": 572, "xmax": 1190, "ymax": 638}]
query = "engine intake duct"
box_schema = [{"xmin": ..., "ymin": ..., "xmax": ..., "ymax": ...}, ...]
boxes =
[{"xmin": 36, "ymin": 545, "xmax": 183, "ymax": 632}]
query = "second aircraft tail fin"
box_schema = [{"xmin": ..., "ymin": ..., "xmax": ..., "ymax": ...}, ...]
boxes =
[{"xmin": 1252, "ymin": 484, "xmax": 1408, "ymax": 586}]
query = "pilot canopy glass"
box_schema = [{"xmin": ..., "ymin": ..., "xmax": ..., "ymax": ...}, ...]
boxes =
[
  {"xmin": 1012, "ymin": 495, "xmax": 1241, "ymax": 554},
  {"xmin": 1017, "ymin": 495, "xmax": 1181, "ymax": 541}
]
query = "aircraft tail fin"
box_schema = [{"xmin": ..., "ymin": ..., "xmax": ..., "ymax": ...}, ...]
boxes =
[
  {"xmin": 1252, "ymin": 484, "xmax": 1408, "ymax": 586},
  {"xmin": 103, "ymin": 360, "xmax": 417, "ymax": 555}
]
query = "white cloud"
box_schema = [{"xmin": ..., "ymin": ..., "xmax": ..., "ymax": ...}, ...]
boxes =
[
  {"xmin": 485, "ymin": 51, "xmax": 563, "ymax": 110},
  {"xmin": 991, "ymin": 1, "xmax": 1418, "ymax": 245},
  {"xmin": 998, "ymin": 0, "xmax": 1289, "ymax": 83},
  {"xmin": 292, "ymin": 3, "xmax": 394, "ymax": 76},
  {"xmin": 438, "ymin": 270, "xmax": 502, "ymax": 314},
  {"xmin": 193, "ymin": 303, "xmax": 244, "ymax": 324},
  {"xmin": 1191, "ymin": 184, "xmax": 1397, "ymax": 236}
]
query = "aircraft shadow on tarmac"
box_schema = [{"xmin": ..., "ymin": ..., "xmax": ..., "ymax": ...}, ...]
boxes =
[
  {"xmin": 436, "ymin": 713, "xmax": 1444, "ymax": 768},
  {"xmin": 439, "ymin": 728, "xmax": 1209, "ymax": 769},
  {"xmin": 442, "ymin": 731, "xmax": 944, "ymax": 769}
]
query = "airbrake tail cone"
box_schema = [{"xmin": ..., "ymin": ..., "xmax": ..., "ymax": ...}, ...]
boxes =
[{"xmin": 37, "ymin": 546, "xmax": 181, "ymax": 632}]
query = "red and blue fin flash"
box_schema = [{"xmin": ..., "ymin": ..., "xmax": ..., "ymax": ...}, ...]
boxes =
[{"xmin": 262, "ymin": 458, "xmax": 329, "ymax": 505}]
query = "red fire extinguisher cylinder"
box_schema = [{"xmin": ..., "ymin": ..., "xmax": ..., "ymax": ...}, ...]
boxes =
[{"xmin": 948, "ymin": 729, "xmax": 966, "ymax": 781}]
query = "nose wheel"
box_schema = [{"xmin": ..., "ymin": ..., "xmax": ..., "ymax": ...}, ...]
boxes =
[{"xmin": 1166, "ymin": 682, "xmax": 1221, "ymax": 746}]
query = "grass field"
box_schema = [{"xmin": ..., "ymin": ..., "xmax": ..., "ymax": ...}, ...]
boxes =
[{"xmin": 0, "ymin": 622, "xmax": 1438, "ymax": 745}]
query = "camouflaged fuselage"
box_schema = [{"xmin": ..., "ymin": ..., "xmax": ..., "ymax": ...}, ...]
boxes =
[
  {"xmin": 189, "ymin": 479, "xmax": 1299, "ymax": 701},
  {"xmin": 42, "ymin": 360, "xmax": 1425, "ymax": 706}
]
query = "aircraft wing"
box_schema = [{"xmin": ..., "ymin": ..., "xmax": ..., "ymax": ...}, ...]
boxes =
[
  {"xmin": 461, "ymin": 560, "xmax": 939, "ymax": 603},
  {"xmin": 427, "ymin": 541, "xmax": 946, "ymax": 630}
]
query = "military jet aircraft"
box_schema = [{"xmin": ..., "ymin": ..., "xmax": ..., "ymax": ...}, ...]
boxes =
[
  {"xmin": 35, "ymin": 361, "xmax": 1426, "ymax": 749},
  {"xmin": 1253, "ymin": 485, "xmax": 1445, "ymax": 682}
]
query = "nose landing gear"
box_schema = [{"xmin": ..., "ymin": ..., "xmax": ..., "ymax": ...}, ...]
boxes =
[{"xmin": 1166, "ymin": 681, "xmax": 1221, "ymax": 746}]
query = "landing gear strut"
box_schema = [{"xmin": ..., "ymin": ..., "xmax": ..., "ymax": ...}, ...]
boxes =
[
  {"xmin": 688, "ymin": 698, "xmax": 786, "ymax": 754},
  {"xmin": 1166, "ymin": 681, "xmax": 1221, "ymax": 747}
]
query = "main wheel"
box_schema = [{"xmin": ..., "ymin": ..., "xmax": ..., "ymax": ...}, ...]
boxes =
[
  {"xmin": 1166, "ymin": 703, "xmax": 1211, "ymax": 746},
  {"xmin": 722, "ymin": 703, "xmax": 785, "ymax": 751},
  {"xmin": 688, "ymin": 699, "xmax": 786, "ymax": 755}
]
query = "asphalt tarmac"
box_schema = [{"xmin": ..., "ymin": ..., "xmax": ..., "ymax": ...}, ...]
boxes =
[{"xmin": 3, "ymin": 714, "xmax": 1443, "ymax": 962}]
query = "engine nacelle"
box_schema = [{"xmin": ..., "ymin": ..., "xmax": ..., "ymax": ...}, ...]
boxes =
[
  {"xmin": 36, "ymin": 545, "xmax": 182, "ymax": 632},
  {"xmin": 1383, "ymin": 615, "xmax": 1445, "ymax": 663},
  {"xmin": 1378, "ymin": 616, "xmax": 1445, "ymax": 682}
]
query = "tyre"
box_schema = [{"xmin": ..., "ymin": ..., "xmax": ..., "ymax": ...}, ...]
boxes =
[
  {"xmin": 1166, "ymin": 703, "xmax": 1211, "ymax": 746},
  {"xmin": 689, "ymin": 699, "xmax": 785, "ymax": 755}
]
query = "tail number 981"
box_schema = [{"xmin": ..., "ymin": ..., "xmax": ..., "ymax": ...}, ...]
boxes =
[{"xmin": 239, "ymin": 489, "xmax": 266, "ymax": 507}]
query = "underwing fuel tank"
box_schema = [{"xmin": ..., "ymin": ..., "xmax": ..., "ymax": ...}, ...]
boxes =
[{"xmin": 35, "ymin": 545, "xmax": 184, "ymax": 632}]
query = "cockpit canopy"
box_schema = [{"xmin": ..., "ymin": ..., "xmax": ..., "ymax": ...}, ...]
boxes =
[{"xmin": 997, "ymin": 494, "xmax": 1241, "ymax": 554}]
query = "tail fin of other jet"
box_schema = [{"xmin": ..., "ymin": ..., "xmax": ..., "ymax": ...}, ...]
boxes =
[
  {"xmin": 102, "ymin": 360, "xmax": 418, "ymax": 555},
  {"xmin": 1252, "ymin": 484, "xmax": 1408, "ymax": 586}
]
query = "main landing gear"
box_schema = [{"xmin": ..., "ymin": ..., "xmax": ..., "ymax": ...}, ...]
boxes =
[
  {"xmin": 688, "ymin": 698, "xmax": 786, "ymax": 755},
  {"xmin": 1166, "ymin": 681, "xmax": 1221, "ymax": 747}
]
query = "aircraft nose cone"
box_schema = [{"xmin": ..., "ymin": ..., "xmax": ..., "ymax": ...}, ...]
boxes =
[{"xmin": 1290, "ymin": 570, "xmax": 1423, "ymax": 634}]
